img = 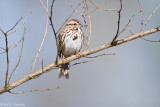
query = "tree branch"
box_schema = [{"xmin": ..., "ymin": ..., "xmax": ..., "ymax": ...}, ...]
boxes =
[
  {"xmin": 111, "ymin": 0, "xmax": 122, "ymax": 45},
  {"xmin": 0, "ymin": 28, "xmax": 10, "ymax": 87},
  {"xmin": 0, "ymin": 26, "xmax": 160, "ymax": 94}
]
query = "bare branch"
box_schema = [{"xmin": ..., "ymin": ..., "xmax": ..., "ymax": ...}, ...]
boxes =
[
  {"xmin": 83, "ymin": 0, "xmax": 92, "ymax": 50},
  {"xmin": 49, "ymin": 0, "xmax": 57, "ymax": 44},
  {"xmin": 8, "ymin": 86, "xmax": 59, "ymax": 94},
  {"xmin": 6, "ymin": 17, "xmax": 22, "ymax": 34},
  {"xmin": 144, "ymin": 4, "xmax": 160, "ymax": 31},
  {"xmin": 118, "ymin": 15, "xmax": 134, "ymax": 36},
  {"xmin": 83, "ymin": 0, "xmax": 89, "ymax": 50},
  {"xmin": 140, "ymin": 37, "xmax": 160, "ymax": 42},
  {"xmin": 40, "ymin": 0, "xmax": 50, "ymax": 18},
  {"xmin": 88, "ymin": 0, "xmax": 118, "ymax": 14},
  {"xmin": 0, "ymin": 27, "xmax": 10, "ymax": 87},
  {"xmin": 0, "ymin": 33, "xmax": 25, "ymax": 54},
  {"xmin": 111, "ymin": 0, "xmax": 122, "ymax": 46},
  {"xmin": 0, "ymin": 27, "xmax": 5, "ymax": 35},
  {"xmin": 56, "ymin": 2, "xmax": 82, "ymax": 34},
  {"xmin": 0, "ymin": 46, "xmax": 5, "ymax": 50},
  {"xmin": 87, "ymin": 15, "xmax": 92, "ymax": 49},
  {"xmin": 139, "ymin": 3, "xmax": 160, "ymax": 42},
  {"xmin": 70, "ymin": 60, "xmax": 95, "ymax": 67},
  {"xmin": 8, "ymin": 28, "xmax": 26, "ymax": 84},
  {"xmin": 7, "ymin": 12, "xmax": 31, "ymax": 37},
  {"xmin": 1, "ymin": 26, "xmax": 160, "ymax": 94},
  {"xmin": 128, "ymin": 23, "xmax": 134, "ymax": 35},
  {"xmin": 32, "ymin": 1, "xmax": 49, "ymax": 72},
  {"xmin": 86, "ymin": 53, "xmax": 115, "ymax": 58},
  {"xmin": 138, "ymin": 0, "xmax": 143, "ymax": 32},
  {"xmin": 64, "ymin": 0, "xmax": 82, "ymax": 16}
]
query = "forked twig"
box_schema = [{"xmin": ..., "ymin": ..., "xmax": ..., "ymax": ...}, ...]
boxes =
[
  {"xmin": 7, "ymin": 12, "xmax": 31, "ymax": 37},
  {"xmin": 0, "ymin": 27, "xmax": 9, "ymax": 87},
  {"xmin": 111, "ymin": 0, "xmax": 122, "ymax": 46},
  {"xmin": 6, "ymin": 17, "xmax": 22, "ymax": 34},
  {"xmin": 118, "ymin": 15, "xmax": 134, "ymax": 36},
  {"xmin": 8, "ymin": 28, "xmax": 26, "ymax": 84},
  {"xmin": 139, "ymin": 0, "xmax": 160, "ymax": 42}
]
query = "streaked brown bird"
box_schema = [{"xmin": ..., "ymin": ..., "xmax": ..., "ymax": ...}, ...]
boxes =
[{"xmin": 58, "ymin": 19, "xmax": 84, "ymax": 79}]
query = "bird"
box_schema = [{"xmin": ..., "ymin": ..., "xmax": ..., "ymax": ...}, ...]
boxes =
[{"xmin": 58, "ymin": 19, "xmax": 84, "ymax": 79}]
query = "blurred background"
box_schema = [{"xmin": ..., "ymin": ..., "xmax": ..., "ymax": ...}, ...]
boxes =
[{"xmin": 0, "ymin": 0, "xmax": 160, "ymax": 107}]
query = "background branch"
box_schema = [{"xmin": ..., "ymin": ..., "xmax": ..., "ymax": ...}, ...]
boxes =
[
  {"xmin": 111, "ymin": 0, "xmax": 122, "ymax": 45},
  {"xmin": 32, "ymin": 0, "xmax": 49, "ymax": 72},
  {"xmin": 0, "ymin": 28, "xmax": 10, "ymax": 87},
  {"xmin": 8, "ymin": 29, "xmax": 25, "ymax": 84}
]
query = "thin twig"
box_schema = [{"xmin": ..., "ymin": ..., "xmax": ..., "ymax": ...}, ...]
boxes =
[
  {"xmin": 49, "ymin": 0, "xmax": 59, "ymax": 63},
  {"xmin": 6, "ymin": 17, "xmax": 22, "ymax": 34},
  {"xmin": 7, "ymin": 12, "xmax": 31, "ymax": 37},
  {"xmin": 56, "ymin": 2, "xmax": 82, "ymax": 34},
  {"xmin": 40, "ymin": 0, "xmax": 56, "ymax": 41},
  {"xmin": 8, "ymin": 29, "xmax": 25, "ymax": 84},
  {"xmin": 0, "ymin": 13, "xmax": 29, "ymax": 40},
  {"xmin": 118, "ymin": 15, "xmax": 134, "ymax": 36},
  {"xmin": 0, "ymin": 46, "xmax": 5, "ymax": 50},
  {"xmin": 111, "ymin": 0, "xmax": 122, "ymax": 46},
  {"xmin": 83, "ymin": 0, "xmax": 89, "ymax": 50},
  {"xmin": 87, "ymin": 15, "xmax": 92, "ymax": 49},
  {"xmin": 128, "ymin": 23, "xmax": 134, "ymax": 35},
  {"xmin": 88, "ymin": 0, "xmax": 118, "ymax": 14},
  {"xmin": 49, "ymin": 0, "xmax": 57, "ymax": 44},
  {"xmin": 0, "ymin": 29, "xmax": 29, "ymax": 54},
  {"xmin": 143, "ymin": 4, "xmax": 160, "ymax": 31},
  {"xmin": 40, "ymin": 0, "xmax": 50, "ymax": 18},
  {"xmin": 140, "ymin": 37, "xmax": 160, "ymax": 42},
  {"xmin": 85, "ymin": 0, "xmax": 92, "ymax": 50},
  {"xmin": 8, "ymin": 86, "xmax": 59, "ymax": 94},
  {"xmin": 86, "ymin": 53, "xmax": 115, "ymax": 58},
  {"xmin": 32, "ymin": 0, "xmax": 49, "ymax": 72},
  {"xmin": 0, "ymin": 27, "xmax": 6, "ymax": 36},
  {"xmin": 41, "ymin": 59, "xmax": 44, "ymax": 73},
  {"xmin": 140, "ymin": 3, "xmax": 160, "ymax": 42},
  {"xmin": 70, "ymin": 60, "xmax": 94, "ymax": 67},
  {"xmin": 0, "ymin": 35, "xmax": 24, "ymax": 54},
  {"xmin": 64, "ymin": 0, "xmax": 82, "ymax": 16},
  {"xmin": 0, "ymin": 28, "xmax": 10, "ymax": 87},
  {"xmin": 138, "ymin": 0, "xmax": 143, "ymax": 32},
  {"xmin": 0, "ymin": 28, "xmax": 9, "ymax": 87}
]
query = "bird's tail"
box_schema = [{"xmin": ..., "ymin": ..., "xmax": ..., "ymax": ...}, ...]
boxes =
[{"xmin": 59, "ymin": 63, "xmax": 69, "ymax": 79}]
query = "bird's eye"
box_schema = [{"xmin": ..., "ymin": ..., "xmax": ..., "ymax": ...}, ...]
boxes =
[{"xmin": 74, "ymin": 23, "xmax": 77, "ymax": 25}]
